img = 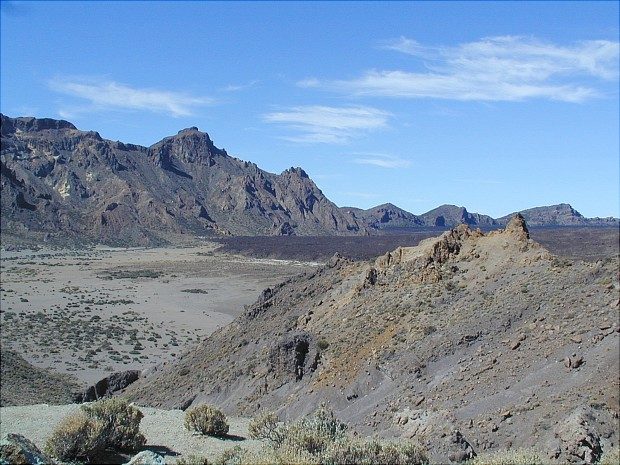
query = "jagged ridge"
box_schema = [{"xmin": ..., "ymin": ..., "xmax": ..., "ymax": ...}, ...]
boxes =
[{"xmin": 125, "ymin": 216, "xmax": 619, "ymax": 462}]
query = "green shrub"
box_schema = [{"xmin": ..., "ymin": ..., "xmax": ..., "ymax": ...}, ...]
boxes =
[
  {"xmin": 44, "ymin": 398, "xmax": 146, "ymax": 462},
  {"xmin": 322, "ymin": 439, "xmax": 427, "ymax": 465},
  {"xmin": 82, "ymin": 397, "xmax": 146, "ymax": 450},
  {"xmin": 215, "ymin": 446, "xmax": 318, "ymax": 465},
  {"xmin": 468, "ymin": 448, "xmax": 545, "ymax": 465},
  {"xmin": 185, "ymin": 404, "xmax": 230, "ymax": 436},
  {"xmin": 248, "ymin": 411, "xmax": 281, "ymax": 442},
  {"xmin": 44, "ymin": 410, "xmax": 105, "ymax": 462},
  {"xmin": 275, "ymin": 405, "xmax": 348, "ymax": 456}
]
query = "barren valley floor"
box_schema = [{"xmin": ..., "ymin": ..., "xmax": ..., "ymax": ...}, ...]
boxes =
[{"xmin": 0, "ymin": 242, "xmax": 317, "ymax": 387}]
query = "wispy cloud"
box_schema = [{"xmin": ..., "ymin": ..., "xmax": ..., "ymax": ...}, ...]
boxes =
[
  {"xmin": 263, "ymin": 105, "xmax": 390, "ymax": 144},
  {"xmin": 49, "ymin": 77, "xmax": 214, "ymax": 117},
  {"xmin": 221, "ymin": 80, "xmax": 259, "ymax": 92},
  {"xmin": 300, "ymin": 36, "xmax": 619, "ymax": 102},
  {"xmin": 352, "ymin": 153, "xmax": 411, "ymax": 169}
]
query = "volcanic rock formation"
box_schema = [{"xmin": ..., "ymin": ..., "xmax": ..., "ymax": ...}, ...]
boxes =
[
  {"xmin": 1, "ymin": 115, "xmax": 362, "ymax": 244},
  {"xmin": 125, "ymin": 216, "xmax": 620, "ymax": 462}
]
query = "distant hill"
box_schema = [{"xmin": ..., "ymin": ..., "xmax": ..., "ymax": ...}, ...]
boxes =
[
  {"xmin": 348, "ymin": 202, "xmax": 617, "ymax": 231},
  {"xmin": 341, "ymin": 203, "xmax": 423, "ymax": 230},
  {"xmin": 417, "ymin": 204, "xmax": 498, "ymax": 228},
  {"xmin": 497, "ymin": 203, "xmax": 619, "ymax": 227}
]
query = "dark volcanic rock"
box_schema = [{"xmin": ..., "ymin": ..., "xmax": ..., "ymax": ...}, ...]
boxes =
[{"xmin": 79, "ymin": 370, "xmax": 141, "ymax": 402}]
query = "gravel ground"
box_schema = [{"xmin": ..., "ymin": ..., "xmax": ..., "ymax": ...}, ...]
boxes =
[{"xmin": 0, "ymin": 403, "xmax": 263, "ymax": 463}]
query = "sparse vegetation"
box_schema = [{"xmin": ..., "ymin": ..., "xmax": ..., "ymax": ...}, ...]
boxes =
[
  {"xmin": 467, "ymin": 448, "xmax": 545, "ymax": 465},
  {"xmin": 185, "ymin": 404, "xmax": 230, "ymax": 436},
  {"xmin": 44, "ymin": 411, "xmax": 105, "ymax": 462},
  {"xmin": 248, "ymin": 411, "xmax": 281, "ymax": 442},
  {"xmin": 176, "ymin": 454, "xmax": 211, "ymax": 465},
  {"xmin": 81, "ymin": 397, "xmax": 146, "ymax": 450},
  {"xmin": 219, "ymin": 406, "xmax": 426, "ymax": 465},
  {"xmin": 44, "ymin": 398, "xmax": 145, "ymax": 462}
]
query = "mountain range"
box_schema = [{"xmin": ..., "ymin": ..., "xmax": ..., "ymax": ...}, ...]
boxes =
[{"xmin": 1, "ymin": 115, "xmax": 617, "ymax": 246}]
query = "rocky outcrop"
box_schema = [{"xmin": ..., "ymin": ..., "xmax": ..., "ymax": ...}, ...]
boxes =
[
  {"xmin": 78, "ymin": 370, "xmax": 141, "ymax": 402},
  {"xmin": 124, "ymin": 220, "xmax": 619, "ymax": 460},
  {"xmin": 123, "ymin": 450, "xmax": 166, "ymax": 465},
  {"xmin": 0, "ymin": 433, "xmax": 54, "ymax": 465}
]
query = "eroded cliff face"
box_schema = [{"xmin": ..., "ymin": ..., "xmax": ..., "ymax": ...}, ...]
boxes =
[
  {"xmin": 125, "ymin": 217, "xmax": 619, "ymax": 463},
  {"xmin": 1, "ymin": 115, "xmax": 363, "ymax": 245}
]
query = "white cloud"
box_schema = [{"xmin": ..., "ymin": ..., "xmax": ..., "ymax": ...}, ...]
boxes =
[
  {"xmin": 221, "ymin": 80, "xmax": 259, "ymax": 92},
  {"xmin": 49, "ymin": 78, "xmax": 214, "ymax": 117},
  {"xmin": 263, "ymin": 105, "xmax": 390, "ymax": 144},
  {"xmin": 352, "ymin": 153, "xmax": 411, "ymax": 169},
  {"xmin": 297, "ymin": 78, "xmax": 320, "ymax": 88},
  {"xmin": 306, "ymin": 36, "xmax": 619, "ymax": 102}
]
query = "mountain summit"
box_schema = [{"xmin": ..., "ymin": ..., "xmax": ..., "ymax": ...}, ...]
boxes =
[{"xmin": 1, "ymin": 115, "xmax": 362, "ymax": 244}]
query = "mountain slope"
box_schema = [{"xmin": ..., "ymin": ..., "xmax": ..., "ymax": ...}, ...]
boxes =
[
  {"xmin": 125, "ymin": 216, "xmax": 619, "ymax": 462},
  {"xmin": 497, "ymin": 203, "xmax": 619, "ymax": 227},
  {"xmin": 418, "ymin": 204, "xmax": 498, "ymax": 228},
  {"xmin": 342, "ymin": 203, "xmax": 423, "ymax": 231},
  {"xmin": 0, "ymin": 115, "xmax": 363, "ymax": 244}
]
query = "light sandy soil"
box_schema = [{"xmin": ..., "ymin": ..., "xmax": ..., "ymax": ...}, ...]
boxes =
[
  {"xmin": 0, "ymin": 243, "xmax": 318, "ymax": 385},
  {"xmin": 0, "ymin": 403, "xmax": 262, "ymax": 463}
]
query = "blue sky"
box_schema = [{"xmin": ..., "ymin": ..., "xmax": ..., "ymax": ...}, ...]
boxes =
[{"xmin": 1, "ymin": 1, "xmax": 618, "ymax": 218}]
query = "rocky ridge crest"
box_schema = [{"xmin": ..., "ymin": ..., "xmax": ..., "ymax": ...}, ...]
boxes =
[{"xmin": 125, "ymin": 217, "xmax": 619, "ymax": 462}]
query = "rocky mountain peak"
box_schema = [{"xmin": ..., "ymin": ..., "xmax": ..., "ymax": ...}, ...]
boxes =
[
  {"xmin": 177, "ymin": 126, "xmax": 200, "ymax": 134},
  {"xmin": 282, "ymin": 167, "xmax": 309, "ymax": 179},
  {"xmin": 505, "ymin": 213, "xmax": 530, "ymax": 240},
  {"xmin": 1, "ymin": 114, "xmax": 77, "ymax": 136}
]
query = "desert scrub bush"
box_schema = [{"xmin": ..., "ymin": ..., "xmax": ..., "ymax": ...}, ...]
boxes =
[
  {"xmin": 599, "ymin": 446, "xmax": 620, "ymax": 465},
  {"xmin": 248, "ymin": 411, "xmax": 281, "ymax": 442},
  {"xmin": 44, "ymin": 410, "xmax": 105, "ymax": 462},
  {"xmin": 175, "ymin": 454, "xmax": 211, "ymax": 465},
  {"xmin": 215, "ymin": 445, "xmax": 318, "ymax": 465},
  {"xmin": 185, "ymin": 404, "xmax": 230, "ymax": 436},
  {"xmin": 322, "ymin": 439, "xmax": 428, "ymax": 465},
  {"xmin": 468, "ymin": 448, "xmax": 545, "ymax": 465},
  {"xmin": 275, "ymin": 405, "xmax": 348, "ymax": 456},
  {"xmin": 82, "ymin": 397, "xmax": 146, "ymax": 450}
]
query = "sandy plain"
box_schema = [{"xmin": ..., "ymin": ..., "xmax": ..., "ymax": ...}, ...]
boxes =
[{"xmin": 0, "ymin": 242, "xmax": 318, "ymax": 386}]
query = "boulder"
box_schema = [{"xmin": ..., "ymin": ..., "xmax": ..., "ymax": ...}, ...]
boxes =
[
  {"xmin": 549, "ymin": 406, "xmax": 603, "ymax": 464},
  {"xmin": 78, "ymin": 370, "xmax": 141, "ymax": 402},
  {"xmin": 123, "ymin": 450, "xmax": 166, "ymax": 465},
  {"xmin": 0, "ymin": 433, "xmax": 54, "ymax": 465}
]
